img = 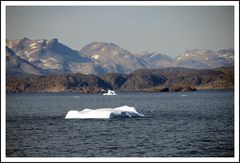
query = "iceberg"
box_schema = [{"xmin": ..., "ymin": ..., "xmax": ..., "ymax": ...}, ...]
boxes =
[
  {"xmin": 103, "ymin": 90, "xmax": 117, "ymax": 95},
  {"xmin": 65, "ymin": 105, "xmax": 144, "ymax": 119}
]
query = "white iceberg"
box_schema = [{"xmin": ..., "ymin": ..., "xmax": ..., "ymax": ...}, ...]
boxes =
[
  {"xmin": 65, "ymin": 105, "xmax": 144, "ymax": 119},
  {"xmin": 103, "ymin": 90, "xmax": 117, "ymax": 95}
]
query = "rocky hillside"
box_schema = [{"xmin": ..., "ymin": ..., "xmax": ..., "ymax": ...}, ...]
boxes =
[
  {"xmin": 7, "ymin": 74, "xmax": 110, "ymax": 93},
  {"xmin": 7, "ymin": 67, "xmax": 234, "ymax": 93},
  {"xmin": 6, "ymin": 47, "xmax": 44, "ymax": 77},
  {"xmin": 79, "ymin": 42, "xmax": 150, "ymax": 73}
]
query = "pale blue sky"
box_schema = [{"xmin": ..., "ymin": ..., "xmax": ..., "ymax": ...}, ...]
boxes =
[{"xmin": 6, "ymin": 6, "xmax": 234, "ymax": 57}]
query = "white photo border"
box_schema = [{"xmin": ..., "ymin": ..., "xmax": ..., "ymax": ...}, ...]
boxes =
[{"xmin": 1, "ymin": 1, "xmax": 239, "ymax": 162}]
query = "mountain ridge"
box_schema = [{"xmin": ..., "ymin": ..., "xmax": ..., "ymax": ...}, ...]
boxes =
[{"xmin": 6, "ymin": 38, "xmax": 234, "ymax": 76}]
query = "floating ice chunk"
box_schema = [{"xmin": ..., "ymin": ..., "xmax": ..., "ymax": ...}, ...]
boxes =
[
  {"xmin": 103, "ymin": 90, "xmax": 117, "ymax": 95},
  {"xmin": 65, "ymin": 106, "xmax": 144, "ymax": 119}
]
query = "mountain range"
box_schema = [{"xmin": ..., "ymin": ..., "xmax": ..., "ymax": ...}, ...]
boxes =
[{"xmin": 6, "ymin": 38, "xmax": 234, "ymax": 77}]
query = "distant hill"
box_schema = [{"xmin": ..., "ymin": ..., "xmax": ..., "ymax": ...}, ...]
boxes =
[
  {"xmin": 6, "ymin": 38, "xmax": 234, "ymax": 76},
  {"xmin": 7, "ymin": 67, "xmax": 234, "ymax": 93},
  {"xmin": 134, "ymin": 51, "xmax": 175, "ymax": 68},
  {"xmin": 175, "ymin": 49, "xmax": 234, "ymax": 69},
  {"xmin": 136, "ymin": 49, "xmax": 234, "ymax": 70}
]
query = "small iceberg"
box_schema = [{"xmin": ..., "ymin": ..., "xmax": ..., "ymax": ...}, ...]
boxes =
[
  {"xmin": 103, "ymin": 89, "xmax": 117, "ymax": 95},
  {"xmin": 65, "ymin": 105, "xmax": 144, "ymax": 119}
]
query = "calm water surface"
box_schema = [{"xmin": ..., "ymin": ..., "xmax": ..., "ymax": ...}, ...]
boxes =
[{"xmin": 6, "ymin": 90, "xmax": 234, "ymax": 157}]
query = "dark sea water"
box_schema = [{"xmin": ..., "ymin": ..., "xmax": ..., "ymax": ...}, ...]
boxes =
[{"xmin": 6, "ymin": 90, "xmax": 234, "ymax": 157}]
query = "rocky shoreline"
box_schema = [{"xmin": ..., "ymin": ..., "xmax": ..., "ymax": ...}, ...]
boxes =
[{"xmin": 6, "ymin": 67, "xmax": 233, "ymax": 93}]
